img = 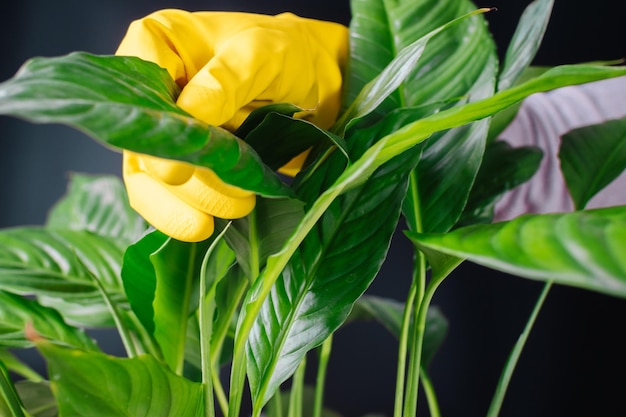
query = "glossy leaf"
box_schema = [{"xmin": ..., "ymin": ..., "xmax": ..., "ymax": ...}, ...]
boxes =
[
  {"xmin": 37, "ymin": 341, "xmax": 204, "ymax": 417},
  {"xmin": 0, "ymin": 290, "xmax": 97, "ymax": 350},
  {"xmin": 336, "ymin": 7, "xmax": 490, "ymax": 134},
  {"xmin": 0, "ymin": 52, "xmax": 291, "ymax": 198},
  {"xmin": 346, "ymin": 0, "xmax": 499, "ymax": 234},
  {"xmin": 559, "ymin": 117, "xmax": 626, "ymax": 210},
  {"xmin": 46, "ymin": 173, "xmax": 146, "ymax": 244},
  {"xmin": 245, "ymin": 125, "xmax": 423, "ymax": 410},
  {"xmin": 15, "ymin": 381, "xmax": 57, "ymax": 417},
  {"xmin": 0, "ymin": 227, "xmax": 124, "ymax": 298},
  {"xmin": 409, "ymin": 206, "xmax": 626, "ymax": 298},
  {"xmin": 457, "ymin": 140, "xmax": 543, "ymax": 226},
  {"xmin": 245, "ymin": 113, "xmax": 350, "ymax": 169},
  {"xmin": 120, "ymin": 230, "xmax": 167, "ymax": 336},
  {"xmin": 497, "ymin": 0, "xmax": 554, "ymax": 91},
  {"xmin": 151, "ymin": 237, "xmax": 211, "ymax": 373}
]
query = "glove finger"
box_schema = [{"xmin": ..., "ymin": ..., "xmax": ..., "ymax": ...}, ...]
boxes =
[
  {"xmin": 138, "ymin": 153, "xmax": 195, "ymax": 185},
  {"xmin": 123, "ymin": 152, "xmax": 214, "ymax": 242},
  {"xmin": 164, "ymin": 169, "xmax": 256, "ymax": 219}
]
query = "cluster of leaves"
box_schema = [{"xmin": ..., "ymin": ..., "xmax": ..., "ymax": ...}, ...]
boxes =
[{"xmin": 1, "ymin": 0, "xmax": 626, "ymax": 416}]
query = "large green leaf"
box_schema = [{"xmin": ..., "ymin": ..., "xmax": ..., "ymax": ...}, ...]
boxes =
[
  {"xmin": 120, "ymin": 230, "xmax": 167, "ymax": 336},
  {"xmin": 559, "ymin": 117, "xmax": 626, "ymax": 210},
  {"xmin": 245, "ymin": 121, "xmax": 423, "ymax": 410},
  {"xmin": 346, "ymin": 0, "xmax": 499, "ymax": 234},
  {"xmin": 151, "ymin": 237, "xmax": 210, "ymax": 374},
  {"xmin": 0, "ymin": 290, "xmax": 97, "ymax": 350},
  {"xmin": 46, "ymin": 173, "xmax": 146, "ymax": 244},
  {"xmin": 37, "ymin": 341, "xmax": 203, "ymax": 417},
  {"xmin": 409, "ymin": 206, "xmax": 626, "ymax": 298},
  {"xmin": 0, "ymin": 227, "xmax": 124, "ymax": 296},
  {"xmin": 345, "ymin": 0, "xmax": 490, "ymax": 111},
  {"xmin": 0, "ymin": 227, "xmax": 127, "ymax": 328},
  {"xmin": 121, "ymin": 230, "xmax": 211, "ymax": 372},
  {"xmin": 0, "ymin": 52, "xmax": 291, "ymax": 198}
]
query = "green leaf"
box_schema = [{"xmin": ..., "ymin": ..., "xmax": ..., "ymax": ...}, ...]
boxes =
[
  {"xmin": 559, "ymin": 117, "xmax": 626, "ymax": 210},
  {"xmin": 346, "ymin": 0, "xmax": 499, "ymax": 234},
  {"xmin": 409, "ymin": 206, "xmax": 626, "ymax": 298},
  {"xmin": 120, "ymin": 230, "xmax": 167, "ymax": 336},
  {"xmin": 457, "ymin": 140, "xmax": 543, "ymax": 226},
  {"xmin": 37, "ymin": 342, "xmax": 204, "ymax": 417},
  {"xmin": 349, "ymin": 296, "xmax": 448, "ymax": 366},
  {"xmin": 337, "ymin": 3, "xmax": 492, "ymax": 133},
  {"xmin": 46, "ymin": 173, "xmax": 146, "ymax": 243},
  {"xmin": 0, "ymin": 52, "xmax": 292, "ymax": 198},
  {"xmin": 0, "ymin": 290, "xmax": 97, "ymax": 350},
  {"xmin": 15, "ymin": 381, "xmax": 58, "ymax": 417},
  {"xmin": 0, "ymin": 227, "xmax": 127, "ymax": 327},
  {"xmin": 244, "ymin": 113, "xmax": 350, "ymax": 169},
  {"xmin": 497, "ymin": 0, "xmax": 554, "ymax": 91},
  {"xmin": 151, "ymin": 237, "xmax": 210, "ymax": 374},
  {"xmin": 245, "ymin": 131, "xmax": 423, "ymax": 409},
  {"xmin": 0, "ymin": 227, "xmax": 124, "ymax": 296}
]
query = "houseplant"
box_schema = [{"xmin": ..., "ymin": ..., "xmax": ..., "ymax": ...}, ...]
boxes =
[{"xmin": 1, "ymin": 0, "xmax": 625, "ymax": 416}]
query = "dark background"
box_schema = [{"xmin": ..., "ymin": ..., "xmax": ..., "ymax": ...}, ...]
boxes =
[{"xmin": 1, "ymin": 1, "xmax": 625, "ymax": 416}]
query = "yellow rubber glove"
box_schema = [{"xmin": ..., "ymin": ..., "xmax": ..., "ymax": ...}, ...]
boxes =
[{"xmin": 116, "ymin": 9, "xmax": 348, "ymax": 242}]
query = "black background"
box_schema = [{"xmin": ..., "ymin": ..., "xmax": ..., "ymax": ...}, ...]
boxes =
[{"xmin": 1, "ymin": 1, "xmax": 625, "ymax": 416}]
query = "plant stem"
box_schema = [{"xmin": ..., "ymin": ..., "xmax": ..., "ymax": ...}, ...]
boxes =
[
  {"xmin": 313, "ymin": 335, "xmax": 333, "ymax": 417},
  {"xmin": 394, "ymin": 276, "xmax": 417, "ymax": 417},
  {"xmin": 287, "ymin": 358, "xmax": 306, "ymax": 417},
  {"xmin": 403, "ymin": 249, "xmax": 427, "ymax": 417},
  {"xmin": 212, "ymin": 371, "xmax": 229, "ymax": 417},
  {"xmin": 199, "ymin": 225, "xmax": 233, "ymax": 417},
  {"xmin": 394, "ymin": 171, "xmax": 428, "ymax": 417},
  {"xmin": 420, "ymin": 366, "xmax": 441, "ymax": 417},
  {"xmin": 486, "ymin": 281, "xmax": 552, "ymax": 417}
]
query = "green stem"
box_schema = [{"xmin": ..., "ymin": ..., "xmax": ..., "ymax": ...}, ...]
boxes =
[
  {"xmin": 287, "ymin": 358, "xmax": 307, "ymax": 417},
  {"xmin": 88, "ymin": 269, "xmax": 140, "ymax": 358},
  {"xmin": 394, "ymin": 171, "xmax": 428, "ymax": 417},
  {"xmin": 403, "ymin": 250, "xmax": 427, "ymax": 417},
  {"xmin": 199, "ymin": 225, "xmax": 232, "ymax": 417},
  {"xmin": 420, "ymin": 367, "xmax": 441, "ymax": 417},
  {"xmin": 228, "ymin": 209, "xmax": 262, "ymax": 417},
  {"xmin": 486, "ymin": 281, "xmax": 552, "ymax": 417},
  {"xmin": 199, "ymin": 279, "xmax": 216, "ymax": 417},
  {"xmin": 212, "ymin": 371, "xmax": 229, "ymax": 417},
  {"xmin": 313, "ymin": 335, "xmax": 333, "ymax": 417}
]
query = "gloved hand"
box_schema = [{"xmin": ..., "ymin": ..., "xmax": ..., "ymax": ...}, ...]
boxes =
[{"xmin": 116, "ymin": 9, "xmax": 348, "ymax": 242}]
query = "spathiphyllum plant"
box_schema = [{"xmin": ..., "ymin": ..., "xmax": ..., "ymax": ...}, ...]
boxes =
[{"xmin": 1, "ymin": 0, "xmax": 625, "ymax": 416}]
